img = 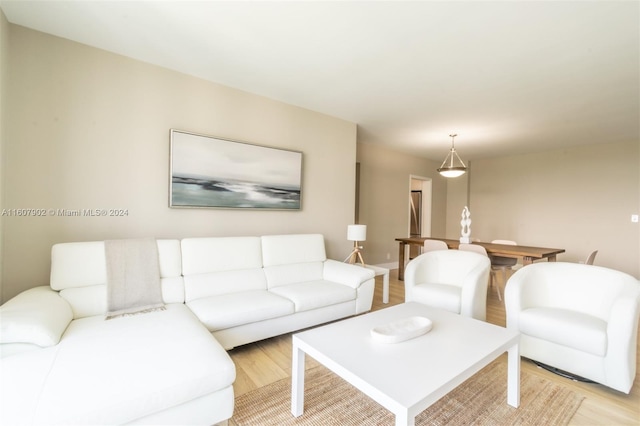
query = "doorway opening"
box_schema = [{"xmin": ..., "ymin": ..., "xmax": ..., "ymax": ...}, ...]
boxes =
[{"xmin": 409, "ymin": 176, "xmax": 432, "ymax": 259}]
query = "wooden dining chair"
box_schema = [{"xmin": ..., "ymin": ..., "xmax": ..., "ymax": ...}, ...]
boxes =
[
  {"xmin": 584, "ymin": 250, "xmax": 598, "ymax": 265},
  {"xmin": 423, "ymin": 239, "xmax": 449, "ymax": 253}
]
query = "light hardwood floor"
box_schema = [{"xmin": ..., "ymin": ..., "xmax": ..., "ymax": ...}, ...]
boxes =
[{"xmin": 228, "ymin": 270, "xmax": 640, "ymax": 425}]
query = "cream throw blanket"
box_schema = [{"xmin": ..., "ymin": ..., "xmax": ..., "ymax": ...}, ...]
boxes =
[{"xmin": 105, "ymin": 238, "xmax": 165, "ymax": 319}]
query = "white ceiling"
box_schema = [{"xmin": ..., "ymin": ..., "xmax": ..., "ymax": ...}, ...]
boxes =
[{"xmin": 1, "ymin": 1, "xmax": 638, "ymax": 161}]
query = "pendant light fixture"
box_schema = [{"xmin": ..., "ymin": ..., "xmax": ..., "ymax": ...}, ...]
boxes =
[{"xmin": 437, "ymin": 133, "xmax": 467, "ymax": 178}]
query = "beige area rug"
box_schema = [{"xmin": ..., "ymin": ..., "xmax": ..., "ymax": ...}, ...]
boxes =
[{"xmin": 233, "ymin": 359, "xmax": 584, "ymax": 425}]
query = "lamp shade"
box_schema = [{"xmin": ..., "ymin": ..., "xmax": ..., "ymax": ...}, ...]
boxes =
[
  {"xmin": 437, "ymin": 134, "xmax": 467, "ymax": 178},
  {"xmin": 438, "ymin": 166, "xmax": 466, "ymax": 178},
  {"xmin": 347, "ymin": 224, "xmax": 367, "ymax": 242}
]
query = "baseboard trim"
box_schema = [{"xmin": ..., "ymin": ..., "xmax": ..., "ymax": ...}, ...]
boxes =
[{"xmin": 371, "ymin": 262, "xmax": 398, "ymax": 270}]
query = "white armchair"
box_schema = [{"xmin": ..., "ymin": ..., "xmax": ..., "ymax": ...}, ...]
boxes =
[
  {"xmin": 404, "ymin": 250, "xmax": 491, "ymax": 321},
  {"xmin": 505, "ymin": 262, "xmax": 640, "ymax": 394}
]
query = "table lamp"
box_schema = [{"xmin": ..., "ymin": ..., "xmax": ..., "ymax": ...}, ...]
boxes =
[{"xmin": 344, "ymin": 224, "xmax": 367, "ymax": 265}]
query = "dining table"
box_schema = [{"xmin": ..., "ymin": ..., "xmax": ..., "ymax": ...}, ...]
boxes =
[{"xmin": 395, "ymin": 237, "xmax": 565, "ymax": 280}]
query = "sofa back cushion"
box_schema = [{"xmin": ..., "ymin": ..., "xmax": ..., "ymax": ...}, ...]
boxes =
[
  {"xmin": 50, "ymin": 240, "xmax": 184, "ymax": 319},
  {"xmin": 261, "ymin": 234, "xmax": 326, "ymax": 288},
  {"xmin": 181, "ymin": 237, "xmax": 266, "ymax": 301},
  {"xmin": 51, "ymin": 241, "xmax": 107, "ymax": 289}
]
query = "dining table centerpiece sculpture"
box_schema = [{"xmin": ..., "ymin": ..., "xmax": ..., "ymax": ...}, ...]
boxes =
[{"xmin": 460, "ymin": 206, "xmax": 472, "ymax": 243}]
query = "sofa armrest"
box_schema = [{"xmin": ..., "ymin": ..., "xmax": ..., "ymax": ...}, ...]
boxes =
[
  {"xmin": 0, "ymin": 286, "xmax": 73, "ymax": 347},
  {"xmin": 323, "ymin": 259, "xmax": 375, "ymax": 289}
]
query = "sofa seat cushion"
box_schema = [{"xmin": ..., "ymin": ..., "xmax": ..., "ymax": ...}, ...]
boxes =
[
  {"xmin": 519, "ymin": 307, "xmax": 607, "ymax": 357},
  {"xmin": 411, "ymin": 283, "xmax": 461, "ymax": 314},
  {"xmin": 187, "ymin": 290, "xmax": 294, "ymax": 332},
  {"xmin": 269, "ymin": 281, "xmax": 356, "ymax": 312},
  {"xmin": 0, "ymin": 304, "xmax": 235, "ymax": 425}
]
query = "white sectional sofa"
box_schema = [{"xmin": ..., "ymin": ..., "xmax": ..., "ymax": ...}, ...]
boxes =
[{"xmin": 0, "ymin": 234, "xmax": 376, "ymax": 425}]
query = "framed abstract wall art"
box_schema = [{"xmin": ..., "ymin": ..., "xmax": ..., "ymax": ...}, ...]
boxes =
[{"xmin": 169, "ymin": 130, "xmax": 302, "ymax": 210}]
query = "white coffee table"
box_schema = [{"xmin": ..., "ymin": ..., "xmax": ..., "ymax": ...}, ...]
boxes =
[{"xmin": 291, "ymin": 302, "xmax": 520, "ymax": 426}]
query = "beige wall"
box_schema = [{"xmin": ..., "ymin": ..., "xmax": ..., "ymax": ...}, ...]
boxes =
[
  {"xmin": 0, "ymin": 10, "xmax": 8, "ymax": 303},
  {"xmin": 447, "ymin": 142, "xmax": 639, "ymax": 278},
  {"xmin": 356, "ymin": 142, "xmax": 448, "ymax": 266},
  {"xmin": 1, "ymin": 25, "xmax": 358, "ymax": 302},
  {"xmin": 2, "ymin": 23, "xmax": 638, "ymax": 303},
  {"xmin": 358, "ymin": 139, "xmax": 639, "ymax": 279}
]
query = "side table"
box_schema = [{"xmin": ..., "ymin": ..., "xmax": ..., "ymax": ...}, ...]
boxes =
[{"xmin": 361, "ymin": 264, "xmax": 389, "ymax": 303}]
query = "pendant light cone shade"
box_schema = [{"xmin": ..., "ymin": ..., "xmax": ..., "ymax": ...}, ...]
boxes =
[{"xmin": 437, "ymin": 134, "xmax": 467, "ymax": 178}]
